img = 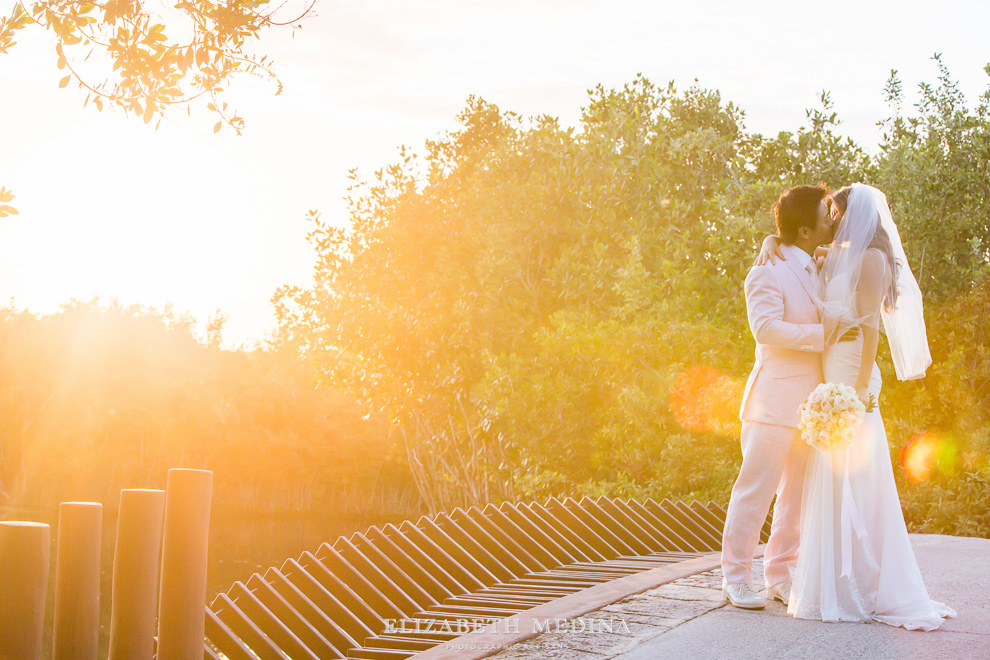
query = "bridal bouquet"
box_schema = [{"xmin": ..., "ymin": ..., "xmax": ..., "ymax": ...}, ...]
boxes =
[{"xmin": 798, "ymin": 383, "xmax": 866, "ymax": 451}]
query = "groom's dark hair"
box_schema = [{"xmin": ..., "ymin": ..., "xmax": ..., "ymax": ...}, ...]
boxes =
[{"xmin": 773, "ymin": 183, "xmax": 830, "ymax": 244}]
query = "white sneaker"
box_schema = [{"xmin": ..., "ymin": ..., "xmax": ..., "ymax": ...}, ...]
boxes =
[
  {"xmin": 767, "ymin": 581, "xmax": 792, "ymax": 606},
  {"xmin": 722, "ymin": 582, "xmax": 765, "ymax": 609}
]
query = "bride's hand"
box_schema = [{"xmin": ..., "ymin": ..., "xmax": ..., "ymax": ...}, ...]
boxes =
[{"xmin": 754, "ymin": 235, "xmax": 785, "ymax": 266}]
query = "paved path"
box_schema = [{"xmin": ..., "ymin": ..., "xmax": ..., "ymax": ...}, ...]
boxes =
[{"xmin": 485, "ymin": 534, "xmax": 989, "ymax": 660}]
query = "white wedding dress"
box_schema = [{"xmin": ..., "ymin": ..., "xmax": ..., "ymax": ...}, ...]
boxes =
[{"xmin": 787, "ymin": 311, "xmax": 957, "ymax": 630}]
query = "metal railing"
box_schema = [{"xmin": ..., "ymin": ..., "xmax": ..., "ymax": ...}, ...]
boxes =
[
  {"xmin": 1, "ymin": 484, "xmax": 772, "ymax": 660},
  {"xmin": 206, "ymin": 497, "xmax": 770, "ymax": 659}
]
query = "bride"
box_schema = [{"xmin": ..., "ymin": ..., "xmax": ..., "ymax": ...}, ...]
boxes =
[{"xmin": 759, "ymin": 183, "xmax": 956, "ymax": 630}]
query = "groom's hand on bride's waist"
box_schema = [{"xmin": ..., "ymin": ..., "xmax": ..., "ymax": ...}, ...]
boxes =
[{"xmin": 837, "ymin": 327, "xmax": 861, "ymax": 342}]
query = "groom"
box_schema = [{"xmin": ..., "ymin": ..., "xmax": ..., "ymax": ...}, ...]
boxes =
[{"xmin": 721, "ymin": 183, "xmax": 849, "ymax": 609}]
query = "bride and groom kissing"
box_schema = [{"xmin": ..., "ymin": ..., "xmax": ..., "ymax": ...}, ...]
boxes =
[{"xmin": 720, "ymin": 183, "xmax": 956, "ymax": 630}]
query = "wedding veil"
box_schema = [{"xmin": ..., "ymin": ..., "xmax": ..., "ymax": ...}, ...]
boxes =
[{"xmin": 819, "ymin": 183, "xmax": 931, "ymax": 380}]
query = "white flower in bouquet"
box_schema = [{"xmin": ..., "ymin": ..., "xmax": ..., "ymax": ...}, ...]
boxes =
[{"xmin": 798, "ymin": 382, "xmax": 869, "ymax": 451}]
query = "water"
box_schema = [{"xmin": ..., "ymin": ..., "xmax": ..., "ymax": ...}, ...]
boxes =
[{"xmin": 208, "ymin": 511, "xmax": 409, "ymax": 596}]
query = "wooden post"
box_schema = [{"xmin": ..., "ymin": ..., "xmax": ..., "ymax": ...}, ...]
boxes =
[
  {"xmin": 0, "ymin": 521, "xmax": 50, "ymax": 660},
  {"xmin": 156, "ymin": 468, "xmax": 213, "ymax": 660},
  {"xmin": 52, "ymin": 502, "xmax": 103, "ymax": 660},
  {"xmin": 109, "ymin": 489, "xmax": 166, "ymax": 660}
]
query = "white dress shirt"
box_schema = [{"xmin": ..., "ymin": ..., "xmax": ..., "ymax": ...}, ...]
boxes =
[{"xmin": 781, "ymin": 242, "xmax": 816, "ymax": 280}]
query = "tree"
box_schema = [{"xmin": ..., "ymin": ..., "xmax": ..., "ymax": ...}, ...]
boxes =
[
  {"xmin": 276, "ymin": 65, "xmax": 990, "ymax": 525},
  {"xmin": 274, "ymin": 76, "xmax": 877, "ymax": 511},
  {"xmin": 0, "ymin": 299, "xmax": 410, "ymax": 517},
  {"xmin": 0, "ymin": 0, "xmax": 315, "ymax": 215},
  {"xmin": 0, "ymin": 187, "xmax": 15, "ymax": 218},
  {"xmin": 876, "ymin": 55, "xmax": 990, "ymax": 302},
  {"xmin": 1, "ymin": 0, "xmax": 314, "ymax": 132}
]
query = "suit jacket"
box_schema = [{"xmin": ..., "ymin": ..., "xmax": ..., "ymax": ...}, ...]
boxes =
[{"xmin": 739, "ymin": 249, "xmax": 825, "ymax": 428}]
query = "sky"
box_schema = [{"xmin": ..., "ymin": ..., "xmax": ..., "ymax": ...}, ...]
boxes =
[{"xmin": 1, "ymin": 0, "xmax": 988, "ymax": 347}]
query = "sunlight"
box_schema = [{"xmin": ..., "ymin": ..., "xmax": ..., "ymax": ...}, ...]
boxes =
[
  {"xmin": 0, "ymin": 109, "xmax": 306, "ymax": 345},
  {"xmin": 668, "ymin": 366, "xmax": 744, "ymax": 437},
  {"xmin": 900, "ymin": 433, "xmax": 957, "ymax": 483},
  {"xmin": 0, "ymin": 1, "xmax": 987, "ymax": 654}
]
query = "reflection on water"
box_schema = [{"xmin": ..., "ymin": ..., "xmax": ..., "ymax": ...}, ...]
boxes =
[{"xmin": 208, "ymin": 512, "xmax": 410, "ymax": 597}]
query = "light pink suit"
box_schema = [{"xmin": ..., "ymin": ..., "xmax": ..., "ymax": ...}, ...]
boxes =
[{"xmin": 722, "ymin": 244, "xmax": 825, "ymax": 588}]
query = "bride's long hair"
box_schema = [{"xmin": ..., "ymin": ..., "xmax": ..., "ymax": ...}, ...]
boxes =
[{"xmin": 828, "ymin": 185, "xmax": 901, "ymax": 311}]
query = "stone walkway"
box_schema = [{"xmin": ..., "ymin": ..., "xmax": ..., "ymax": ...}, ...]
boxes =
[
  {"xmin": 485, "ymin": 559, "xmax": 759, "ymax": 659},
  {"xmin": 485, "ymin": 534, "xmax": 990, "ymax": 660}
]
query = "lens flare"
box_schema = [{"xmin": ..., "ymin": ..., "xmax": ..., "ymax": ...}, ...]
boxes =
[
  {"xmin": 668, "ymin": 366, "xmax": 744, "ymax": 437},
  {"xmin": 900, "ymin": 433, "xmax": 957, "ymax": 483}
]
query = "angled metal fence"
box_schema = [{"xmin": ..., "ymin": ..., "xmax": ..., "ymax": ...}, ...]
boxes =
[{"xmin": 205, "ymin": 496, "xmax": 771, "ymax": 659}]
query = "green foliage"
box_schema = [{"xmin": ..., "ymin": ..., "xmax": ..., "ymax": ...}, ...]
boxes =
[
  {"xmin": 275, "ymin": 78, "xmax": 770, "ymax": 511},
  {"xmin": 0, "ymin": 186, "xmax": 15, "ymax": 217},
  {"xmin": 1, "ymin": 0, "xmax": 314, "ymax": 217},
  {"xmin": 876, "ymin": 55, "xmax": 990, "ymax": 302},
  {"xmin": 0, "ymin": 300, "xmax": 416, "ymax": 520},
  {"xmin": 745, "ymin": 91, "xmax": 877, "ymax": 189},
  {"xmin": 279, "ymin": 63, "xmax": 990, "ymax": 539},
  {"xmin": 0, "ymin": 0, "xmax": 313, "ymax": 132},
  {"xmin": 5, "ymin": 57, "xmax": 986, "ymax": 540},
  {"xmin": 895, "ymin": 425, "xmax": 990, "ymax": 537}
]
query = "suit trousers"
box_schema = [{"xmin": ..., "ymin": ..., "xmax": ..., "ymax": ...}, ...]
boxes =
[{"xmin": 721, "ymin": 420, "xmax": 811, "ymax": 588}]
